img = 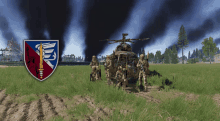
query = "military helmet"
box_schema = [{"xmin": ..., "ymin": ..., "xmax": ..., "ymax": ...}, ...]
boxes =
[
  {"xmin": 92, "ymin": 55, "xmax": 97, "ymax": 61},
  {"xmin": 140, "ymin": 54, "xmax": 145, "ymax": 59}
]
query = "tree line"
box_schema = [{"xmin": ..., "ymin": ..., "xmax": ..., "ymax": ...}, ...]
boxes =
[{"xmin": 140, "ymin": 25, "xmax": 220, "ymax": 64}]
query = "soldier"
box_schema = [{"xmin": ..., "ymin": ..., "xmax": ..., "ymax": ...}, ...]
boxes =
[
  {"xmin": 105, "ymin": 55, "xmax": 112, "ymax": 84},
  {"xmin": 90, "ymin": 55, "xmax": 101, "ymax": 81},
  {"xmin": 115, "ymin": 65, "xmax": 128, "ymax": 89},
  {"xmin": 137, "ymin": 54, "xmax": 149, "ymax": 91}
]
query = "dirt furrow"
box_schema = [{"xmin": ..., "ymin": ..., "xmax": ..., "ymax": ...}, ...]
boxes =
[
  {"xmin": 71, "ymin": 96, "xmax": 108, "ymax": 121},
  {"xmin": 0, "ymin": 94, "xmax": 12, "ymax": 120},
  {"xmin": 6, "ymin": 103, "xmax": 26, "ymax": 121},
  {"xmin": 0, "ymin": 93, "xmax": 8, "ymax": 105},
  {"xmin": 19, "ymin": 101, "xmax": 31, "ymax": 121},
  {"xmin": 25, "ymin": 100, "xmax": 39, "ymax": 121},
  {"xmin": 0, "ymin": 101, "xmax": 13, "ymax": 121},
  {"xmin": 135, "ymin": 92, "xmax": 160, "ymax": 103},
  {"xmin": 0, "ymin": 105, "xmax": 6, "ymax": 119},
  {"xmin": 48, "ymin": 95, "xmax": 68, "ymax": 118},
  {"xmin": 44, "ymin": 94, "xmax": 59, "ymax": 116},
  {"xmin": 83, "ymin": 96, "xmax": 109, "ymax": 120},
  {"xmin": 40, "ymin": 95, "xmax": 57, "ymax": 120},
  {"xmin": 4, "ymin": 103, "xmax": 19, "ymax": 121},
  {"xmin": 37, "ymin": 99, "xmax": 44, "ymax": 121},
  {"xmin": 84, "ymin": 97, "xmax": 108, "ymax": 116}
]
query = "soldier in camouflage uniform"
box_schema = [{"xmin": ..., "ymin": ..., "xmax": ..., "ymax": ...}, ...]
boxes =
[
  {"xmin": 137, "ymin": 54, "xmax": 149, "ymax": 91},
  {"xmin": 90, "ymin": 55, "xmax": 101, "ymax": 81},
  {"xmin": 105, "ymin": 55, "xmax": 113, "ymax": 84},
  {"xmin": 115, "ymin": 65, "xmax": 128, "ymax": 89}
]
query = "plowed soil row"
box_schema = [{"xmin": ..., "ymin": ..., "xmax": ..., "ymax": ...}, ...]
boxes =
[{"xmin": 0, "ymin": 89, "xmax": 112, "ymax": 121}]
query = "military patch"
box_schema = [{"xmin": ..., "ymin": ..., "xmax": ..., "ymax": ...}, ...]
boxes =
[{"xmin": 24, "ymin": 40, "xmax": 59, "ymax": 81}]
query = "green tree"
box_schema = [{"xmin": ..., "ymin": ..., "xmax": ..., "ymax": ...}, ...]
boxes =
[
  {"xmin": 161, "ymin": 54, "xmax": 164, "ymax": 64},
  {"xmin": 178, "ymin": 25, "xmax": 189, "ymax": 64},
  {"xmin": 155, "ymin": 50, "xmax": 162, "ymax": 63},
  {"xmin": 196, "ymin": 48, "xmax": 199, "ymax": 58},
  {"xmin": 200, "ymin": 50, "xmax": 204, "ymax": 59},
  {"xmin": 188, "ymin": 51, "xmax": 190, "ymax": 59},
  {"xmin": 192, "ymin": 50, "xmax": 196, "ymax": 58},
  {"xmin": 216, "ymin": 47, "xmax": 220, "ymax": 54},
  {"xmin": 198, "ymin": 49, "xmax": 201, "ymax": 59},
  {"xmin": 148, "ymin": 52, "xmax": 154, "ymax": 62},
  {"xmin": 201, "ymin": 37, "xmax": 218, "ymax": 64},
  {"xmin": 164, "ymin": 48, "xmax": 171, "ymax": 64},
  {"xmin": 168, "ymin": 48, "xmax": 172, "ymax": 63},
  {"xmin": 171, "ymin": 45, "xmax": 178, "ymax": 64}
]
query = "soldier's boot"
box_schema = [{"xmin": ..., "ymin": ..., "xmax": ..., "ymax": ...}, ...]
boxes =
[
  {"xmin": 99, "ymin": 70, "xmax": 102, "ymax": 80},
  {"xmin": 107, "ymin": 77, "xmax": 111, "ymax": 85},
  {"xmin": 139, "ymin": 77, "xmax": 143, "ymax": 90},
  {"xmin": 123, "ymin": 79, "xmax": 128, "ymax": 88},
  {"xmin": 95, "ymin": 72, "xmax": 98, "ymax": 81},
  {"xmin": 143, "ymin": 76, "xmax": 148, "ymax": 92},
  {"xmin": 116, "ymin": 81, "xmax": 121, "ymax": 88},
  {"xmin": 91, "ymin": 74, "xmax": 94, "ymax": 81}
]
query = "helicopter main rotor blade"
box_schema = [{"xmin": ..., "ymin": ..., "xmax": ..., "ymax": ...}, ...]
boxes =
[
  {"xmin": 100, "ymin": 39, "xmax": 110, "ymax": 41},
  {"xmin": 129, "ymin": 38, "xmax": 150, "ymax": 41},
  {"xmin": 100, "ymin": 39, "xmax": 121, "ymax": 42}
]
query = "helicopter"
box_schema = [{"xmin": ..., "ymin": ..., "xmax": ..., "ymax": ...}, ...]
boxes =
[
  {"xmin": 100, "ymin": 33, "xmax": 149, "ymax": 44},
  {"xmin": 100, "ymin": 33, "xmax": 150, "ymax": 87}
]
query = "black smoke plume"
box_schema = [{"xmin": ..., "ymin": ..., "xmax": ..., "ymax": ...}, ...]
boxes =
[
  {"xmin": 187, "ymin": 9, "xmax": 220, "ymax": 43},
  {"xmin": 167, "ymin": 8, "xmax": 220, "ymax": 54},
  {"xmin": 132, "ymin": 0, "xmax": 197, "ymax": 54},
  {"xmin": 187, "ymin": 19, "xmax": 214, "ymax": 44},
  {"xmin": 83, "ymin": 0, "xmax": 135, "ymax": 61},
  {"xmin": 18, "ymin": 0, "xmax": 72, "ymax": 61},
  {"xmin": 215, "ymin": 38, "xmax": 220, "ymax": 45},
  {"xmin": 0, "ymin": 15, "xmax": 17, "ymax": 43},
  {"xmin": 0, "ymin": 15, "xmax": 23, "ymax": 60},
  {"xmin": 187, "ymin": 9, "xmax": 220, "ymax": 42}
]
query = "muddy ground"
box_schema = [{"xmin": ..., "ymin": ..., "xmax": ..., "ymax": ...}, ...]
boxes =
[
  {"xmin": 1, "ymin": 87, "xmax": 219, "ymax": 121},
  {"xmin": 0, "ymin": 86, "xmax": 164, "ymax": 121}
]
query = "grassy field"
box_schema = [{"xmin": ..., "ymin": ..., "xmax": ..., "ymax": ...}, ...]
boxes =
[{"xmin": 0, "ymin": 64, "xmax": 220, "ymax": 120}]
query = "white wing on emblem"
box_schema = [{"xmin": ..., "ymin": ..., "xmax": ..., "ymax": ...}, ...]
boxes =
[
  {"xmin": 44, "ymin": 49, "xmax": 54, "ymax": 53},
  {"xmin": 35, "ymin": 43, "xmax": 56, "ymax": 50},
  {"xmin": 35, "ymin": 42, "xmax": 57, "ymax": 69}
]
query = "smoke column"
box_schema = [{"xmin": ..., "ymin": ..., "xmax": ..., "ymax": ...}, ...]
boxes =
[
  {"xmin": 187, "ymin": 9, "xmax": 220, "ymax": 43},
  {"xmin": 132, "ymin": 0, "xmax": 197, "ymax": 54},
  {"xmin": 0, "ymin": 15, "xmax": 16, "ymax": 42},
  {"xmin": 83, "ymin": 0, "xmax": 135, "ymax": 61},
  {"xmin": 215, "ymin": 38, "xmax": 220, "ymax": 45},
  {"xmin": 18, "ymin": 0, "xmax": 72, "ymax": 61},
  {"xmin": 167, "ymin": 8, "xmax": 220, "ymax": 53}
]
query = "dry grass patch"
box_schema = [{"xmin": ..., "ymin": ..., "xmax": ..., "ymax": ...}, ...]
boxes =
[
  {"xmin": 0, "ymin": 65, "xmax": 8, "ymax": 68},
  {"xmin": 148, "ymin": 89, "xmax": 199, "ymax": 102},
  {"xmin": 213, "ymin": 94, "xmax": 220, "ymax": 107},
  {"xmin": 14, "ymin": 94, "xmax": 39, "ymax": 103}
]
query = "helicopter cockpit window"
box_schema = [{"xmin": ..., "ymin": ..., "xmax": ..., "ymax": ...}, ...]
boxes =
[
  {"xmin": 124, "ymin": 44, "xmax": 132, "ymax": 51},
  {"xmin": 116, "ymin": 45, "xmax": 123, "ymax": 51},
  {"xmin": 116, "ymin": 44, "xmax": 132, "ymax": 51}
]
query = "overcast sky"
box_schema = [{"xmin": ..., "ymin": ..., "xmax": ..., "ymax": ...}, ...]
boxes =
[{"xmin": 0, "ymin": 0, "xmax": 219, "ymax": 59}]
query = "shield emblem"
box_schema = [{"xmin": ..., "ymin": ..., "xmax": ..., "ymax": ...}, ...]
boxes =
[{"xmin": 24, "ymin": 40, "xmax": 59, "ymax": 81}]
